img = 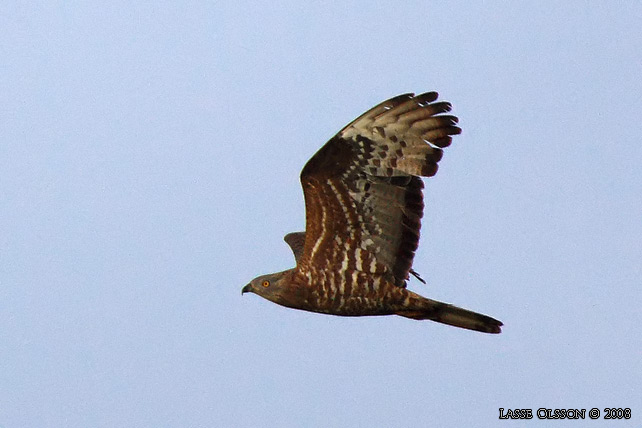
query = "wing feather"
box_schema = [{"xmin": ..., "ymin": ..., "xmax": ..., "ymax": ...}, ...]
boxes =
[{"xmin": 298, "ymin": 92, "xmax": 461, "ymax": 287}]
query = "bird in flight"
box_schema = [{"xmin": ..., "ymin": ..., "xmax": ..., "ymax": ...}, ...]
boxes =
[{"xmin": 242, "ymin": 92, "xmax": 502, "ymax": 333}]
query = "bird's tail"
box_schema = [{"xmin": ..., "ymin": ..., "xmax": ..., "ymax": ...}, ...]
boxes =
[{"xmin": 397, "ymin": 292, "xmax": 503, "ymax": 334}]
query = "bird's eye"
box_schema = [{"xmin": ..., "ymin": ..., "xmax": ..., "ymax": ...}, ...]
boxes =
[{"xmin": 262, "ymin": 280, "xmax": 270, "ymax": 287}]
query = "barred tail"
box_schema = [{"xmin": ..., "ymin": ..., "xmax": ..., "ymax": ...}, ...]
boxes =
[{"xmin": 397, "ymin": 294, "xmax": 503, "ymax": 334}]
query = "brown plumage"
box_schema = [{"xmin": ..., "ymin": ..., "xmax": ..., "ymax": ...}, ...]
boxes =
[{"xmin": 242, "ymin": 92, "xmax": 502, "ymax": 334}]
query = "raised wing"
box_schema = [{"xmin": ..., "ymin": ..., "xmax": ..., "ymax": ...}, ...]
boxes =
[
  {"xmin": 284, "ymin": 232, "xmax": 305, "ymax": 263},
  {"xmin": 298, "ymin": 92, "xmax": 461, "ymax": 287}
]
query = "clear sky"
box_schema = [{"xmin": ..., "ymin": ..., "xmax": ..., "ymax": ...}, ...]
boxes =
[{"xmin": 2, "ymin": 2, "xmax": 641, "ymax": 427}]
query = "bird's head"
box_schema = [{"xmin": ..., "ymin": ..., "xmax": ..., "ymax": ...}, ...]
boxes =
[{"xmin": 242, "ymin": 270, "xmax": 293, "ymax": 305}]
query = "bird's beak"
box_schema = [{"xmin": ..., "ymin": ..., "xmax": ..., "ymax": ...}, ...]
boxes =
[{"xmin": 241, "ymin": 284, "xmax": 252, "ymax": 295}]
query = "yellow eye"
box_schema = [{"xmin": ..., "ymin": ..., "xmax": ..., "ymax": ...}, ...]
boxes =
[{"xmin": 262, "ymin": 280, "xmax": 270, "ymax": 287}]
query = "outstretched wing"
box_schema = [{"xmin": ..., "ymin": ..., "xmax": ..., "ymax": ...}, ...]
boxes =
[{"xmin": 297, "ymin": 92, "xmax": 461, "ymax": 287}]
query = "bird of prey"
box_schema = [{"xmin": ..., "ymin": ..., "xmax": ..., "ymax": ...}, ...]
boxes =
[{"xmin": 242, "ymin": 92, "xmax": 502, "ymax": 333}]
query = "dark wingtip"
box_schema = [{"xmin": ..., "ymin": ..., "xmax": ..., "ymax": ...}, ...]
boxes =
[{"xmin": 415, "ymin": 91, "xmax": 439, "ymax": 104}]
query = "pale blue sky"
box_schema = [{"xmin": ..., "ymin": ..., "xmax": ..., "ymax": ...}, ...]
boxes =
[{"xmin": 2, "ymin": 2, "xmax": 641, "ymax": 427}]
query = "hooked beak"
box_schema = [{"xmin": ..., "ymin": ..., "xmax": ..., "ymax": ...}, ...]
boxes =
[{"xmin": 241, "ymin": 284, "xmax": 252, "ymax": 295}]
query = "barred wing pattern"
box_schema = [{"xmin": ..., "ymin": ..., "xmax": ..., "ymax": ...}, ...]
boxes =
[{"xmin": 298, "ymin": 92, "xmax": 460, "ymax": 288}]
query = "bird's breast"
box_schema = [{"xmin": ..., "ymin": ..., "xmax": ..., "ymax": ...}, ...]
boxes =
[{"xmin": 283, "ymin": 268, "xmax": 407, "ymax": 316}]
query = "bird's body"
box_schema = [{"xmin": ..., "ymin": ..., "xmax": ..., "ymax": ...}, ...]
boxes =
[{"xmin": 243, "ymin": 92, "xmax": 503, "ymax": 334}]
